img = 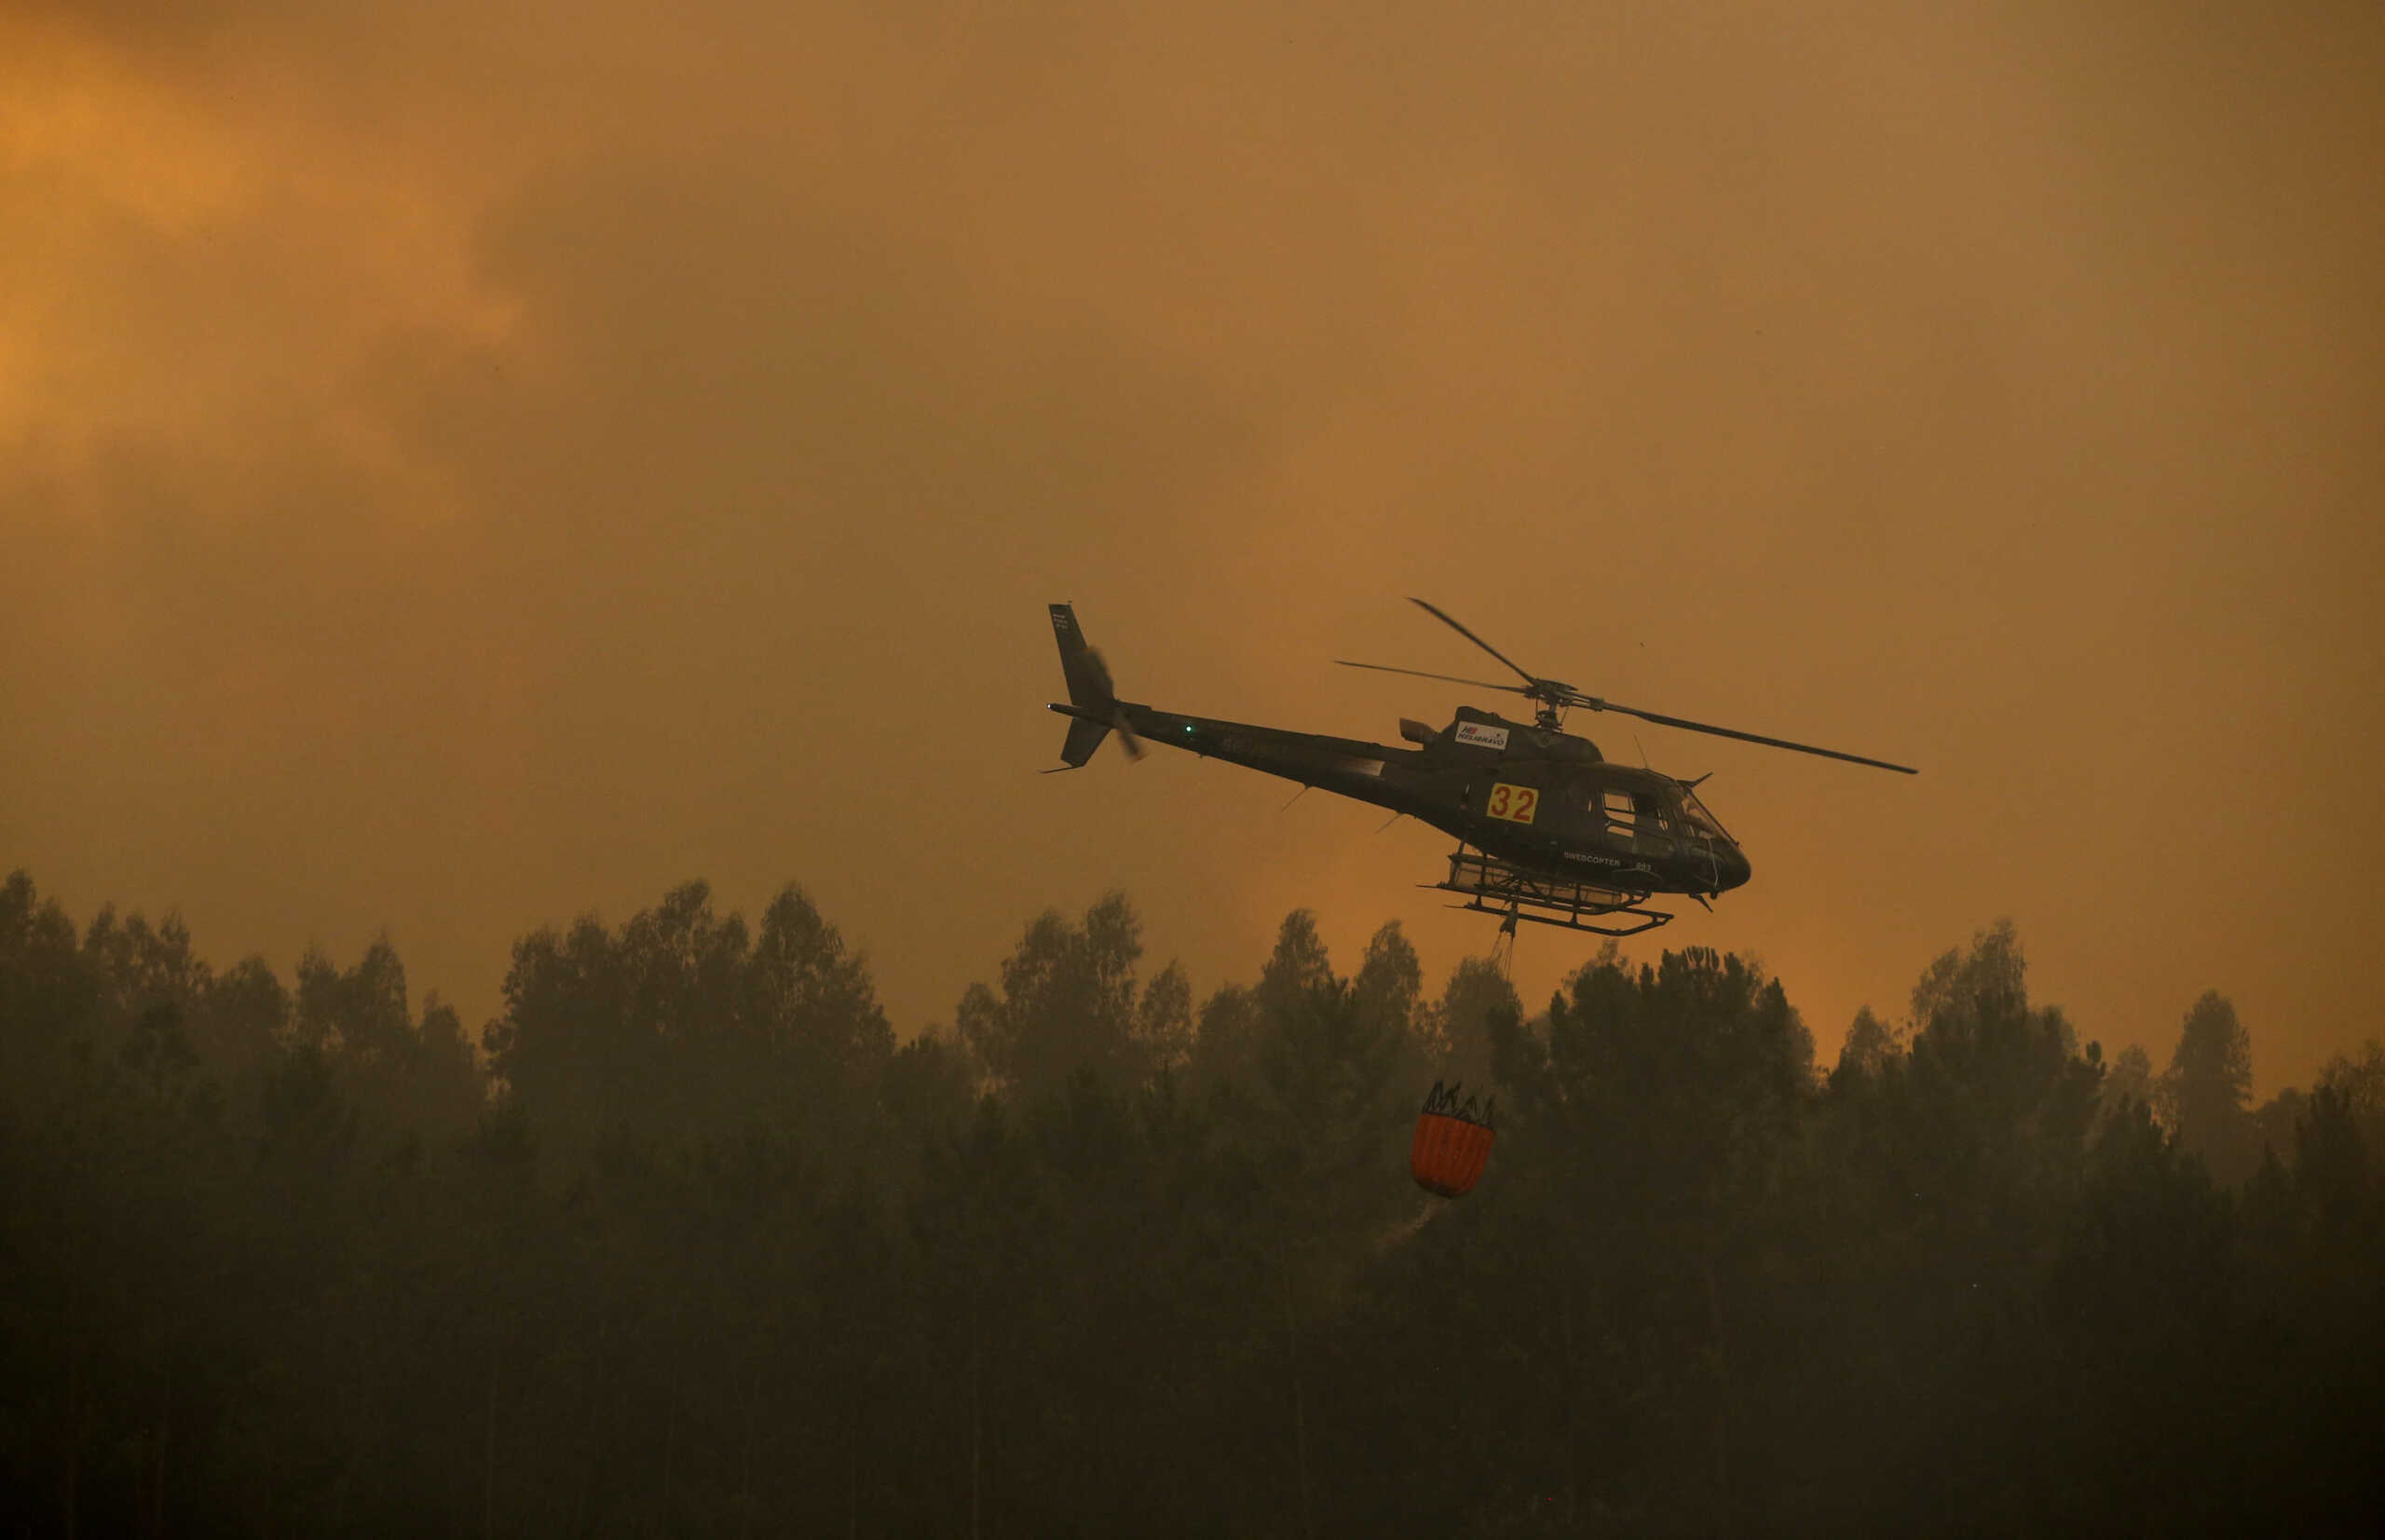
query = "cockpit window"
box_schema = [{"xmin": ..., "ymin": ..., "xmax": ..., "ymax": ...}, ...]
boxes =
[
  {"xmin": 1598, "ymin": 784, "xmax": 1676, "ymax": 856},
  {"xmin": 1677, "ymin": 785, "xmax": 1731, "ymax": 842}
]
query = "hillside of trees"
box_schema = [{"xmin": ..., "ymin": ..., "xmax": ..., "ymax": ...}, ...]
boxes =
[{"xmin": 3, "ymin": 867, "xmax": 2379, "ymax": 1535}]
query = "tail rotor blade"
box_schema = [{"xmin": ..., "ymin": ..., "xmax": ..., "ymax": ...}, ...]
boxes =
[{"xmin": 1112, "ymin": 708, "xmax": 1145, "ymax": 762}]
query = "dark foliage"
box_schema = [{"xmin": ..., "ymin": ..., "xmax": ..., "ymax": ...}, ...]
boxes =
[{"xmin": 2, "ymin": 871, "xmax": 2378, "ymax": 1535}]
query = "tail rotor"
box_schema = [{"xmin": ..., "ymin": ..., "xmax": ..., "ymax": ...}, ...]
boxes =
[{"xmin": 1045, "ymin": 604, "xmax": 1140, "ymax": 769}]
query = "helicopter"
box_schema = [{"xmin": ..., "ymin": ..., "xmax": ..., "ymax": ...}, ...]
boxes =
[{"xmin": 1043, "ymin": 599, "xmax": 1915, "ymax": 937}]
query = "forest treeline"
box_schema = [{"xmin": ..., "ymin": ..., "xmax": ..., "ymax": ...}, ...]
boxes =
[{"xmin": 3, "ymin": 867, "xmax": 2379, "ymax": 1536}]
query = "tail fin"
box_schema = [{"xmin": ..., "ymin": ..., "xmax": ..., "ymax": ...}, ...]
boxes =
[
  {"xmin": 1049, "ymin": 604, "xmax": 1115, "ymax": 710},
  {"xmin": 1040, "ymin": 603, "xmax": 1139, "ymax": 772},
  {"xmin": 1047, "ymin": 603, "xmax": 1118, "ymax": 770}
]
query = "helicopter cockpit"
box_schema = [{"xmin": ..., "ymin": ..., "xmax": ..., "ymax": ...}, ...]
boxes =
[
  {"xmin": 1575, "ymin": 770, "xmax": 1743, "ymax": 883},
  {"xmin": 1675, "ymin": 783, "xmax": 1734, "ymax": 846},
  {"xmin": 1592, "ymin": 781, "xmax": 1667, "ymax": 855}
]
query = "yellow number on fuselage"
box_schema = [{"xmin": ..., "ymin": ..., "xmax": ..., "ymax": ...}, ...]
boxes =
[{"xmin": 1485, "ymin": 783, "xmax": 1539, "ymax": 825}]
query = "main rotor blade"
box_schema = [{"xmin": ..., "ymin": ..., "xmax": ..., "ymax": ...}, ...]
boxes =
[
  {"xmin": 1568, "ymin": 693, "xmax": 1916, "ymax": 774},
  {"xmin": 1336, "ymin": 660, "xmax": 1531, "ymax": 694},
  {"xmin": 1408, "ymin": 599, "xmax": 1543, "ymax": 689}
]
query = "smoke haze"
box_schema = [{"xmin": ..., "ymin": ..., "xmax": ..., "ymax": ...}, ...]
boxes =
[{"xmin": 6, "ymin": 1, "xmax": 2380, "ymax": 1081}]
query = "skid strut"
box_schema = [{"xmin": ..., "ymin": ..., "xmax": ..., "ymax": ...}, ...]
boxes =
[{"xmin": 1427, "ymin": 848, "xmax": 1676, "ymax": 938}]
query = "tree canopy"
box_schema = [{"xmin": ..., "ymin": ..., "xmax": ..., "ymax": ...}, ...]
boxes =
[{"xmin": 2, "ymin": 868, "xmax": 2378, "ymax": 1535}]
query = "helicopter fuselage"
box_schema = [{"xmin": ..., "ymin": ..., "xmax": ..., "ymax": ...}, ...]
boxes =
[{"xmin": 1050, "ymin": 698, "xmax": 1751, "ymax": 900}]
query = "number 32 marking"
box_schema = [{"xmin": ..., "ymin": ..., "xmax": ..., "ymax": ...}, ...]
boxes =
[{"xmin": 1486, "ymin": 783, "xmax": 1538, "ymax": 825}]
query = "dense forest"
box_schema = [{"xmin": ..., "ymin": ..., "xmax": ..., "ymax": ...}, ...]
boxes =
[{"xmin": 3, "ymin": 868, "xmax": 2378, "ymax": 1536}]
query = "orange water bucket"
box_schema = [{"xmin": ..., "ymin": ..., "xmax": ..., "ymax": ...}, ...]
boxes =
[{"xmin": 1411, "ymin": 1082, "xmax": 1494, "ymax": 1198}]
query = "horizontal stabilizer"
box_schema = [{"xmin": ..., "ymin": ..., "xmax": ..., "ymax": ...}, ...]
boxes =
[{"xmin": 1052, "ymin": 713, "xmax": 1111, "ymax": 770}]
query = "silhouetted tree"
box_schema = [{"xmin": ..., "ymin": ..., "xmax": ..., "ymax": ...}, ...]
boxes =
[
  {"xmin": 2162, "ymin": 989, "xmax": 2257, "ymax": 1184},
  {"xmin": 955, "ymin": 893, "xmax": 1188, "ymax": 1100},
  {"xmin": 485, "ymin": 879, "xmax": 885, "ymax": 1166},
  {"xmin": 1833, "ymin": 1003, "xmax": 1900, "ymax": 1084},
  {"xmin": 1427, "ymin": 953, "xmax": 1521, "ymax": 1095},
  {"xmin": 1184, "ymin": 982, "xmax": 1263, "ymax": 1092},
  {"xmin": 2095, "ymin": 1041, "xmax": 2157, "ymax": 1133}
]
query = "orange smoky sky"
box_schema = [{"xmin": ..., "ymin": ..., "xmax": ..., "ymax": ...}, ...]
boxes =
[{"xmin": 4, "ymin": 1, "xmax": 2379, "ymax": 1092}]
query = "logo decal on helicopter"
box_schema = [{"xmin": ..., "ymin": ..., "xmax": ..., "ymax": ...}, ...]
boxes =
[
  {"xmin": 1485, "ymin": 783, "xmax": 1538, "ymax": 825},
  {"xmin": 1454, "ymin": 721, "xmax": 1509, "ymax": 749}
]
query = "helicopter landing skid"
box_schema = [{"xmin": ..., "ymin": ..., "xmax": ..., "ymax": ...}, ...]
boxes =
[{"xmin": 1428, "ymin": 849, "xmax": 1676, "ymax": 938}]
